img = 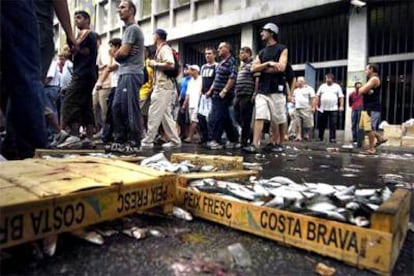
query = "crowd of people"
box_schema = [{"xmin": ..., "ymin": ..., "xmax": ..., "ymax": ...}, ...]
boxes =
[{"xmin": 0, "ymin": 0, "xmax": 387, "ymax": 160}]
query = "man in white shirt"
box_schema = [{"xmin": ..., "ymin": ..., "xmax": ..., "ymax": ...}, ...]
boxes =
[
  {"xmin": 183, "ymin": 65, "xmax": 202, "ymax": 143},
  {"xmin": 292, "ymin": 76, "xmax": 316, "ymax": 141},
  {"xmin": 315, "ymin": 73, "xmax": 344, "ymax": 143}
]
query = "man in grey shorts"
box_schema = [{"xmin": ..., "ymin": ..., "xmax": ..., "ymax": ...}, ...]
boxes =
[{"xmin": 245, "ymin": 23, "xmax": 288, "ymax": 153}]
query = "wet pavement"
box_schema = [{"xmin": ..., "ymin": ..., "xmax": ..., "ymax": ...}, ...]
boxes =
[{"xmin": 1, "ymin": 143, "xmax": 413, "ymax": 275}]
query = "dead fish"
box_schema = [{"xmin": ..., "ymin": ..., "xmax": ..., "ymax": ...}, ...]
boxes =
[
  {"xmin": 149, "ymin": 229, "xmax": 165, "ymax": 238},
  {"xmin": 253, "ymin": 184, "xmax": 270, "ymax": 197},
  {"xmin": 367, "ymin": 203, "xmax": 380, "ymax": 210},
  {"xmin": 225, "ymin": 182, "xmax": 257, "ymax": 201},
  {"xmin": 355, "ymin": 189, "xmax": 377, "ymax": 197},
  {"xmin": 335, "ymin": 185, "xmax": 355, "ymax": 196},
  {"xmin": 173, "ymin": 206, "xmax": 193, "ymax": 221},
  {"xmin": 243, "ymin": 162, "xmax": 263, "ymax": 171},
  {"xmin": 71, "ymin": 230, "xmax": 104, "ymax": 245},
  {"xmin": 269, "ymin": 176, "xmax": 297, "ymax": 186},
  {"xmin": 342, "ymin": 173, "xmax": 358, "ymax": 177},
  {"xmin": 42, "ymin": 235, "xmax": 58, "ymax": 256},
  {"xmin": 140, "ymin": 153, "xmax": 168, "ymax": 166},
  {"xmin": 307, "ymin": 202, "xmax": 338, "ymax": 212},
  {"xmin": 308, "ymin": 183, "xmax": 337, "ymax": 196},
  {"xmin": 95, "ymin": 229, "xmax": 118, "ymax": 237},
  {"xmin": 320, "ymin": 210, "xmax": 347, "ymax": 222},
  {"xmin": 350, "ymin": 216, "xmax": 370, "ymax": 227},
  {"xmin": 122, "ymin": 227, "xmax": 147, "ymax": 240},
  {"xmin": 381, "ymin": 186, "xmax": 392, "ymax": 201},
  {"xmin": 345, "ymin": 202, "xmax": 360, "ymax": 211},
  {"xmin": 341, "ymin": 167, "xmax": 361, "ymax": 173},
  {"xmin": 264, "ymin": 196, "xmax": 284, "ymax": 207},
  {"xmin": 267, "ymin": 186, "xmax": 304, "ymax": 201},
  {"xmin": 200, "ymin": 165, "xmax": 216, "ymax": 172}
]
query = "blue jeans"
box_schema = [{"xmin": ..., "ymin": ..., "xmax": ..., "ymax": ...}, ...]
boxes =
[
  {"xmin": 208, "ymin": 95, "xmax": 239, "ymax": 143},
  {"xmin": 351, "ymin": 109, "xmax": 361, "ymax": 142},
  {"xmin": 1, "ymin": 1, "xmax": 47, "ymax": 159}
]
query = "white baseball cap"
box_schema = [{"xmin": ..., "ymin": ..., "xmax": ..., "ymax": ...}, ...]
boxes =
[
  {"xmin": 262, "ymin": 23, "xmax": 279, "ymax": 34},
  {"xmin": 188, "ymin": 64, "xmax": 200, "ymax": 72}
]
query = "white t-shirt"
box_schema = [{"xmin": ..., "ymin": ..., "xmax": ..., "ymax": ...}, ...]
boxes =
[
  {"xmin": 110, "ymin": 61, "xmax": 120, "ymax": 88},
  {"xmin": 187, "ymin": 76, "xmax": 202, "ymax": 109},
  {"xmin": 293, "ymin": 86, "xmax": 315, "ymax": 109},
  {"xmin": 316, "ymin": 83, "xmax": 344, "ymax": 111},
  {"xmin": 46, "ymin": 60, "xmax": 61, "ymax": 87}
]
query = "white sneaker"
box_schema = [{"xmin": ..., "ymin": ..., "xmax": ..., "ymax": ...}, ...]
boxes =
[
  {"xmin": 162, "ymin": 142, "xmax": 181, "ymax": 148},
  {"xmin": 141, "ymin": 142, "xmax": 154, "ymax": 149},
  {"xmin": 56, "ymin": 135, "xmax": 80, "ymax": 149}
]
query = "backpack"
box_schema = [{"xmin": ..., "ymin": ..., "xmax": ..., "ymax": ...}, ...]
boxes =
[{"xmin": 164, "ymin": 46, "xmax": 180, "ymax": 78}]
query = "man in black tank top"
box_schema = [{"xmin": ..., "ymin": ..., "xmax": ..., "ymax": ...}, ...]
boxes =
[
  {"xmin": 244, "ymin": 23, "xmax": 288, "ymax": 153},
  {"xmin": 357, "ymin": 63, "xmax": 387, "ymax": 155}
]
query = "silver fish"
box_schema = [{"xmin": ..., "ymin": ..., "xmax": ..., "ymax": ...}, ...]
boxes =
[
  {"xmin": 269, "ymin": 176, "xmax": 297, "ymax": 186},
  {"xmin": 381, "ymin": 186, "xmax": 392, "ymax": 201},
  {"xmin": 173, "ymin": 206, "xmax": 193, "ymax": 221},
  {"xmin": 42, "ymin": 235, "xmax": 58, "ymax": 256},
  {"xmin": 346, "ymin": 202, "xmax": 360, "ymax": 210},
  {"xmin": 308, "ymin": 183, "xmax": 337, "ymax": 196},
  {"xmin": 95, "ymin": 229, "xmax": 118, "ymax": 237},
  {"xmin": 320, "ymin": 210, "xmax": 347, "ymax": 222},
  {"xmin": 350, "ymin": 216, "xmax": 370, "ymax": 227},
  {"xmin": 122, "ymin": 227, "xmax": 147, "ymax": 240},
  {"xmin": 253, "ymin": 184, "xmax": 270, "ymax": 197},
  {"xmin": 307, "ymin": 202, "xmax": 338, "ymax": 212},
  {"xmin": 149, "ymin": 229, "xmax": 165, "ymax": 238},
  {"xmin": 355, "ymin": 189, "xmax": 377, "ymax": 197},
  {"xmin": 200, "ymin": 165, "xmax": 216, "ymax": 172},
  {"xmin": 264, "ymin": 196, "xmax": 284, "ymax": 207},
  {"xmin": 334, "ymin": 185, "xmax": 355, "ymax": 196},
  {"xmin": 71, "ymin": 230, "xmax": 104, "ymax": 245},
  {"xmin": 140, "ymin": 153, "xmax": 168, "ymax": 166}
]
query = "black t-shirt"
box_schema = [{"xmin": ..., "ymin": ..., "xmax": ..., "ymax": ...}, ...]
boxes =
[
  {"xmin": 73, "ymin": 31, "xmax": 98, "ymax": 79},
  {"xmin": 257, "ymin": 43, "xmax": 287, "ymax": 94},
  {"xmin": 363, "ymin": 84, "xmax": 381, "ymax": 112},
  {"xmin": 200, "ymin": 63, "xmax": 217, "ymax": 94}
]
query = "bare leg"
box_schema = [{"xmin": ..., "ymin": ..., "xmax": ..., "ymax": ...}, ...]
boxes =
[{"xmin": 253, "ymin": 120, "xmax": 264, "ymax": 148}]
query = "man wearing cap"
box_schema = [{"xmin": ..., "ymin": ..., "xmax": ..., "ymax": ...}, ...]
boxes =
[
  {"xmin": 183, "ymin": 65, "xmax": 202, "ymax": 143},
  {"xmin": 109, "ymin": 0, "xmax": 145, "ymax": 153},
  {"xmin": 246, "ymin": 22, "xmax": 288, "ymax": 153},
  {"xmin": 141, "ymin": 28, "xmax": 181, "ymax": 148},
  {"xmin": 206, "ymin": 42, "xmax": 239, "ymax": 150}
]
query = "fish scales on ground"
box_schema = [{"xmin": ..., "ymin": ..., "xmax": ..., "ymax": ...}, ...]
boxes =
[{"xmin": 187, "ymin": 175, "xmax": 395, "ymax": 227}]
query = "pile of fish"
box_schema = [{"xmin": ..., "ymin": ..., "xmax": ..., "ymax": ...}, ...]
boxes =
[
  {"xmin": 140, "ymin": 153, "xmax": 219, "ymax": 173},
  {"xmin": 188, "ymin": 176, "xmax": 394, "ymax": 227}
]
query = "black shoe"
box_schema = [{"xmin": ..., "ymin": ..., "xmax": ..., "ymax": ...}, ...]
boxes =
[
  {"xmin": 243, "ymin": 145, "xmax": 259, "ymax": 153},
  {"xmin": 329, "ymin": 139, "xmax": 337, "ymax": 144},
  {"xmin": 263, "ymin": 143, "xmax": 275, "ymax": 152},
  {"xmin": 271, "ymin": 144, "xmax": 284, "ymax": 153}
]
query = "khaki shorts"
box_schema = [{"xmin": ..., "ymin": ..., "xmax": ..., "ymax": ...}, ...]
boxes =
[
  {"xmin": 255, "ymin": 93, "xmax": 287, "ymax": 125},
  {"xmin": 188, "ymin": 107, "xmax": 198, "ymax": 123},
  {"xmin": 295, "ymin": 108, "xmax": 314, "ymax": 128}
]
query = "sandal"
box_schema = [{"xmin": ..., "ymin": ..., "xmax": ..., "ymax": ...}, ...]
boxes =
[
  {"xmin": 375, "ymin": 138, "xmax": 388, "ymax": 147},
  {"xmin": 359, "ymin": 149, "xmax": 376, "ymax": 155}
]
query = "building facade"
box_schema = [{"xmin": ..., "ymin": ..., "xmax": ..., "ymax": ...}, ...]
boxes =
[{"xmin": 61, "ymin": 0, "xmax": 413, "ymax": 142}]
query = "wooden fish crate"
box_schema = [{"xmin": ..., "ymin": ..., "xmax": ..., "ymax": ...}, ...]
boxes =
[
  {"xmin": 176, "ymin": 176, "xmax": 411, "ymax": 274},
  {"xmin": 0, "ymin": 157, "xmax": 176, "ymax": 249},
  {"xmin": 401, "ymin": 136, "xmax": 414, "ymax": 147},
  {"xmin": 34, "ymin": 148, "xmax": 145, "ymax": 163},
  {"xmin": 383, "ymin": 125, "xmax": 402, "ymax": 139},
  {"xmin": 170, "ymin": 153, "xmax": 243, "ymax": 171}
]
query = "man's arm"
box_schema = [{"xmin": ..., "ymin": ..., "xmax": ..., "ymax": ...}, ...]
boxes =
[
  {"xmin": 251, "ymin": 55, "xmax": 269, "ymax": 73},
  {"xmin": 358, "ymin": 76, "xmax": 380, "ymax": 95},
  {"xmin": 339, "ymin": 97, "xmax": 344, "ymax": 111},
  {"xmin": 52, "ymin": 0, "xmax": 76, "ymax": 46},
  {"xmin": 115, "ymin": 44, "xmax": 132, "ymax": 61}
]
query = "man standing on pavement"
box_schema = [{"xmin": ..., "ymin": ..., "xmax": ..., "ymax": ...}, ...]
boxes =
[
  {"xmin": 141, "ymin": 28, "xmax": 181, "ymax": 149},
  {"xmin": 59, "ymin": 10, "xmax": 98, "ymax": 148},
  {"xmin": 348, "ymin": 81, "xmax": 363, "ymax": 146},
  {"xmin": 245, "ymin": 23, "xmax": 288, "ymax": 153},
  {"xmin": 291, "ymin": 76, "xmax": 316, "ymax": 141},
  {"xmin": 234, "ymin": 47, "xmax": 255, "ymax": 148},
  {"xmin": 358, "ymin": 64, "xmax": 387, "ymax": 154},
  {"xmin": 206, "ymin": 42, "xmax": 239, "ymax": 150},
  {"xmin": 198, "ymin": 47, "xmax": 217, "ymax": 146},
  {"xmin": 109, "ymin": 0, "xmax": 145, "ymax": 153},
  {"xmin": 315, "ymin": 73, "xmax": 344, "ymax": 143},
  {"xmin": 183, "ymin": 65, "xmax": 202, "ymax": 143}
]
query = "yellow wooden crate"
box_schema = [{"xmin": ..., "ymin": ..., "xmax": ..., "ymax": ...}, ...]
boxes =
[
  {"xmin": 0, "ymin": 157, "xmax": 176, "ymax": 249},
  {"xmin": 383, "ymin": 125, "xmax": 402, "ymax": 138},
  {"xmin": 405, "ymin": 126, "xmax": 414, "ymax": 136},
  {"xmin": 176, "ymin": 176, "xmax": 410, "ymax": 274},
  {"xmin": 401, "ymin": 136, "xmax": 414, "ymax": 147},
  {"xmin": 170, "ymin": 153, "xmax": 243, "ymax": 171}
]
